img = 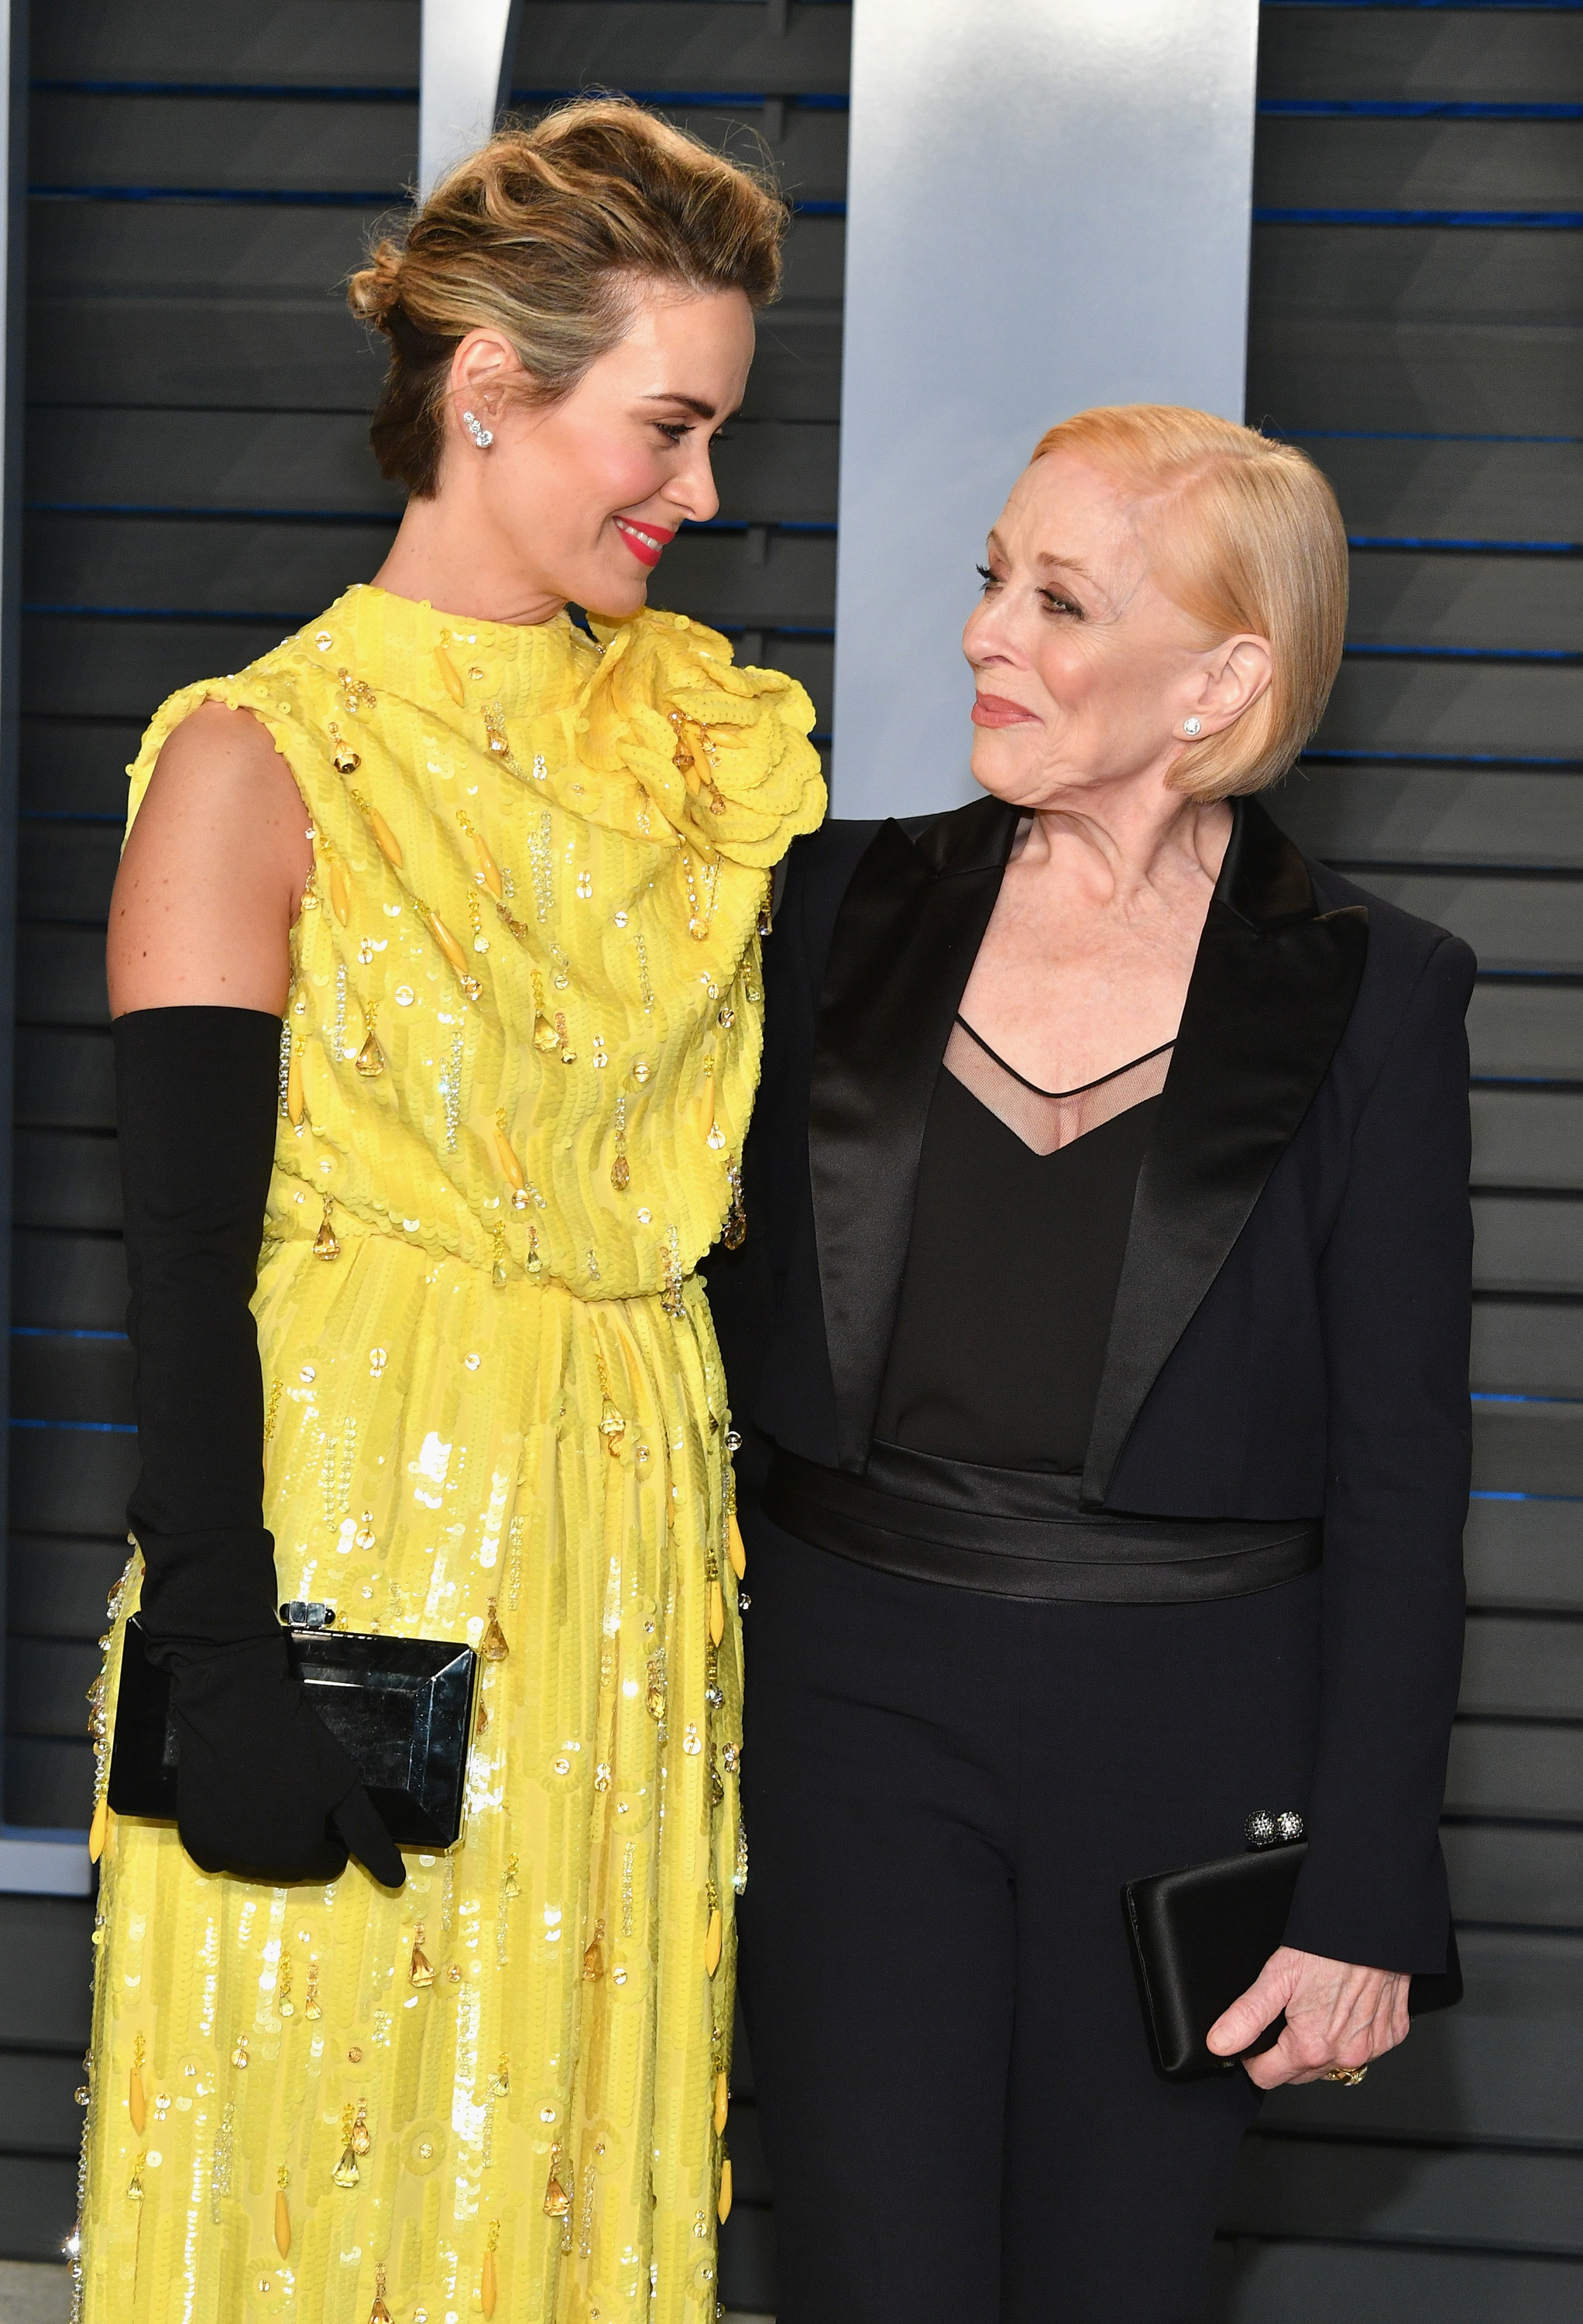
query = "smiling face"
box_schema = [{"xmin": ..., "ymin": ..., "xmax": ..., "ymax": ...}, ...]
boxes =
[
  {"xmin": 444, "ymin": 277, "xmax": 756, "ymax": 617},
  {"xmin": 962, "ymin": 449, "xmax": 1273, "ymax": 811}
]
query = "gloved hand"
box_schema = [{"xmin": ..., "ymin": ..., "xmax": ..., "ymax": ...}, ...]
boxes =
[
  {"xmin": 115, "ymin": 1006, "xmax": 404, "ymax": 1891},
  {"xmin": 169, "ymin": 1629, "xmax": 405, "ymax": 1887}
]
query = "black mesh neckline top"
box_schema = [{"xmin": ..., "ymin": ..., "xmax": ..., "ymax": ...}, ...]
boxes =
[{"xmin": 875, "ymin": 1051, "xmax": 1162, "ymax": 1473}]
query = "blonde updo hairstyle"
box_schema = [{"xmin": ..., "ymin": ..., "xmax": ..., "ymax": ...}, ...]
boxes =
[
  {"xmin": 349, "ymin": 99, "xmax": 789, "ymax": 497},
  {"xmin": 1029, "ymin": 406, "xmax": 1349, "ymax": 800}
]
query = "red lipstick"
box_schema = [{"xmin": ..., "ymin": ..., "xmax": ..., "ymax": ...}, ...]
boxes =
[
  {"xmin": 970, "ymin": 693, "xmax": 1039, "ymax": 727},
  {"xmin": 613, "ymin": 516, "xmax": 677, "ymax": 570}
]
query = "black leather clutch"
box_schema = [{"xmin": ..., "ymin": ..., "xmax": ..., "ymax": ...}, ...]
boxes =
[
  {"xmin": 108, "ymin": 1606, "xmax": 480, "ymax": 1851},
  {"xmin": 1123, "ymin": 1818, "xmax": 1465, "ymax": 2083}
]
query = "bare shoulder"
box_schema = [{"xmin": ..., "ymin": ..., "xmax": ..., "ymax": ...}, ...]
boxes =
[{"xmin": 109, "ymin": 699, "xmax": 314, "ymax": 1016}]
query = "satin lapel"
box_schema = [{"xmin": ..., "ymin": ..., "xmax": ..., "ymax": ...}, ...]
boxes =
[
  {"xmin": 1083, "ymin": 797, "xmax": 1369, "ymax": 1504},
  {"xmin": 811, "ymin": 796, "xmax": 1020, "ymax": 1470}
]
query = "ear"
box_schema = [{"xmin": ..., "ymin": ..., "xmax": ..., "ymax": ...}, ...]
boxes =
[
  {"xmin": 448, "ymin": 328, "xmax": 531, "ymax": 420},
  {"xmin": 1191, "ymin": 634, "xmax": 1274, "ymax": 734}
]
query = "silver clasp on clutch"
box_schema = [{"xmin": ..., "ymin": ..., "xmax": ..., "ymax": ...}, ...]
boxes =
[
  {"xmin": 279, "ymin": 1600, "xmax": 338, "ymax": 1631},
  {"xmin": 1245, "ymin": 1809, "xmax": 1305, "ymax": 1850}
]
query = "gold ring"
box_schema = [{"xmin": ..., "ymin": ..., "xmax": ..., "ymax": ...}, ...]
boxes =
[{"xmin": 1324, "ymin": 2065, "xmax": 1368, "ymax": 2086}]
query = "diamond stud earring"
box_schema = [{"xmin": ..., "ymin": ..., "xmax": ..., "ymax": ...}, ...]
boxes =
[
  {"xmin": 1182, "ymin": 716, "xmax": 1203, "ymax": 737},
  {"xmin": 462, "ymin": 409, "xmax": 494, "ymax": 449}
]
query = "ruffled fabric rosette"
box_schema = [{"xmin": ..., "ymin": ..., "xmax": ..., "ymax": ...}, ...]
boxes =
[{"xmin": 527, "ymin": 607, "xmax": 826, "ymax": 864}]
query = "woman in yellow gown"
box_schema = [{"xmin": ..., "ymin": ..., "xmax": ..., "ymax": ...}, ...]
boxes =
[{"xmin": 75, "ymin": 105, "xmax": 823, "ymax": 2323}]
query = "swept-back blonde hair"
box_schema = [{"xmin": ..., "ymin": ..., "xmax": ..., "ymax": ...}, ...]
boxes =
[
  {"xmin": 1029, "ymin": 405, "xmax": 1348, "ymax": 799},
  {"xmin": 349, "ymin": 100, "xmax": 788, "ymax": 497}
]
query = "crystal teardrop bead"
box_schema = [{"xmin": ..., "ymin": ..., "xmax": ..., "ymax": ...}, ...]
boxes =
[
  {"xmin": 331, "ymin": 2146, "xmax": 360, "ymax": 2190},
  {"xmin": 355, "ymin": 1031, "xmax": 384, "ymax": 1078},
  {"xmin": 480, "ymin": 1601, "xmax": 510, "ymax": 1662}
]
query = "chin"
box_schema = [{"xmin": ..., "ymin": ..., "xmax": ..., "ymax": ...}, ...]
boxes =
[
  {"xmin": 579, "ymin": 561, "xmax": 649, "ymax": 621},
  {"xmin": 968, "ymin": 731, "xmax": 1037, "ymax": 803}
]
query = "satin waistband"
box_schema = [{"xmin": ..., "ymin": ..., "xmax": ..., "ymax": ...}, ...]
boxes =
[{"xmin": 763, "ymin": 1442, "xmax": 1323, "ymax": 1605}]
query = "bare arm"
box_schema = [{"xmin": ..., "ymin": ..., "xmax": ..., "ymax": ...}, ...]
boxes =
[{"xmin": 108, "ymin": 700, "xmax": 315, "ymax": 1017}]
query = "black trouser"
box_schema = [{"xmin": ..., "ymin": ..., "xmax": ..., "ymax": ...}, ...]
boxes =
[{"xmin": 737, "ymin": 1519, "xmax": 1324, "ymax": 2324}]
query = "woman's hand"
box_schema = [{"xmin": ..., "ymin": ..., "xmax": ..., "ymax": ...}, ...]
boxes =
[{"xmin": 1206, "ymin": 1944, "xmax": 1410, "ymax": 2088}]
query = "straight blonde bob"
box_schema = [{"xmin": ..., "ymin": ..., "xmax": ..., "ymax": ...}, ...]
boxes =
[{"xmin": 1029, "ymin": 405, "xmax": 1348, "ymax": 800}]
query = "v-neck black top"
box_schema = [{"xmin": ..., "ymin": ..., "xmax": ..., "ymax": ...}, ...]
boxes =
[{"xmin": 875, "ymin": 1067, "xmax": 1160, "ymax": 1472}]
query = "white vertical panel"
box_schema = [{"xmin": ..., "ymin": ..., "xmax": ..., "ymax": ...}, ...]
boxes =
[
  {"xmin": 832, "ymin": 0, "xmax": 1262, "ymax": 816},
  {"xmin": 419, "ymin": 0, "xmax": 526, "ymax": 198}
]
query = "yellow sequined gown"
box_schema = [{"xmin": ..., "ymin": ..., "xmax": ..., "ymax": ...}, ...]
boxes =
[{"xmin": 75, "ymin": 585, "xmax": 825, "ymax": 2324}]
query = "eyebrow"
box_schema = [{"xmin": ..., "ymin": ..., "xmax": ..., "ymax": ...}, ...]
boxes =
[
  {"xmin": 984, "ymin": 530, "xmax": 1094, "ymax": 583},
  {"xmin": 640, "ymin": 394, "xmax": 722, "ymax": 421},
  {"xmin": 1034, "ymin": 551, "xmax": 1096, "ymax": 581}
]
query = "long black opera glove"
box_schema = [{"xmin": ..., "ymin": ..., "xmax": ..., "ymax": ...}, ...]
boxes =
[{"xmin": 115, "ymin": 1006, "xmax": 403, "ymax": 1889}]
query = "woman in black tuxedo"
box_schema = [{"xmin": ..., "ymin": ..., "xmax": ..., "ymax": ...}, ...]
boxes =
[{"xmin": 707, "ymin": 406, "xmax": 1473, "ymax": 2322}]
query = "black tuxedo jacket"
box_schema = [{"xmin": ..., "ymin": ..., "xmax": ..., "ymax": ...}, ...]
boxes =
[{"xmin": 707, "ymin": 792, "xmax": 1476, "ymax": 1974}]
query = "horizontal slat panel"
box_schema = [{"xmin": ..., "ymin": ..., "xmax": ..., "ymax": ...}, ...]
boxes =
[
  {"xmin": 1472, "ymin": 1304, "xmax": 1583, "ymax": 1399},
  {"xmin": 4, "ymin": 1739, "xmax": 94, "ymax": 1832},
  {"xmin": 9, "ymin": 1422, "xmax": 133, "ymax": 1538},
  {"xmin": 0, "ymin": 1898, "xmax": 93, "ymax": 2047},
  {"xmin": 1468, "ymin": 985, "xmax": 1583, "ymax": 1080},
  {"xmin": 14, "ymin": 1133, "xmax": 120, "ymax": 1235},
  {"xmin": 22, "ymin": 721, "xmax": 142, "ymax": 820},
  {"xmin": 1472, "ymin": 1089, "xmax": 1583, "ymax": 1192},
  {"xmin": 1347, "ymin": 552, "xmax": 1583, "ymax": 657},
  {"xmin": 1348, "ymin": 874, "xmax": 1580, "ymax": 975},
  {"xmin": 1251, "ymin": 318, "xmax": 1583, "ymax": 438},
  {"xmin": 15, "ymin": 1028, "xmax": 115, "ymax": 1131},
  {"xmin": 20, "ymin": 617, "xmax": 320, "ymax": 722},
  {"xmin": 1273, "ymin": 767, "xmax": 1583, "ymax": 874},
  {"xmin": 11, "ymin": 1333, "xmax": 133, "ymax": 1427},
  {"xmin": 1252, "ymin": 225, "xmax": 1582, "ymax": 328},
  {"xmin": 26, "ymin": 408, "xmax": 403, "ymax": 517},
  {"xmin": 9, "ymin": 1538, "xmax": 129, "ymax": 1641},
  {"xmin": 1257, "ymin": 8, "xmax": 1583, "ymax": 105},
  {"xmin": 1461, "ymin": 1614, "xmax": 1583, "ymax": 1724},
  {"xmin": 17, "ymin": 930, "xmax": 109, "ymax": 1029},
  {"xmin": 1209, "ymin": 2236, "xmax": 1583, "ymax": 2324},
  {"xmin": 23, "ymin": 512, "xmax": 837, "ymax": 629},
  {"xmin": 1472, "ymin": 1397, "xmax": 1583, "ymax": 1497},
  {"xmin": 33, "ymin": 0, "xmax": 421, "ymax": 88},
  {"xmin": 12, "ymin": 1232, "xmax": 127, "ymax": 1333},
  {"xmin": 25, "ymin": 511, "xmax": 397, "ymax": 617},
  {"xmin": 1441, "ymin": 1821, "xmax": 1583, "ymax": 1929},
  {"xmin": 0, "ymin": 2054, "xmax": 91, "ymax": 2158},
  {"xmin": 5, "ymin": 1642, "xmax": 101, "ymax": 1742},
  {"xmin": 1313, "ymin": 663, "xmax": 1583, "ymax": 763},
  {"xmin": 1446, "ymin": 1723, "xmax": 1583, "ymax": 1824},
  {"xmin": 18, "ymin": 823, "xmax": 122, "ymax": 929},
  {"xmin": 1475, "ymin": 1196, "xmax": 1583, "ymax": 1298},
  {"xmin": 513, "ymin": 3, "xmax": 852, "ymax": 97},
  {"xmin": 1464, "ymin": 1497, "xmax": 1583, "ymax": 1617},
  {"xmin": 31, "ymin": 91, "xmax": 416, "ymax": 194},
  {"xmin": 1260, "ymin": 1930, "xmax": 1583, "ymax": 2151},
  {"xmin": 1223, "ymin": 2136, "xmax": 1583, "ymax": 2258},
  {"xmin": 1305, "ymin": 441, "xmax": 1583, "ymax": 554},
  {"xmin": 1256, "ymin": 121, "xmax": 1583, "ymax": 215}
]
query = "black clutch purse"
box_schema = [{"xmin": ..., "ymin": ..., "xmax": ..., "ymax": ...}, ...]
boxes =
[
  {"xmin": 108, "ymin": 1604, "xmax": 480, "ymax": 1851},
  {"xmin": 1123, "ymin": 1810, "xmax": 1465, "ymax": 2083}
]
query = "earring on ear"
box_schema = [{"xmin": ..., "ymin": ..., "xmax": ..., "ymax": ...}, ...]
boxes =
[
  {"xmin": 462, "ymin": 409, "xmax": 494, "ymax": 450},
  {"xmin": 1182, "ymin": 716, "xmax": 1203, "ymax": 737}
]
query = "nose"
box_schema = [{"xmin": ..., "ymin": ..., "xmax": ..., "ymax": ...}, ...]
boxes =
[{"xmin": 662, "ymin": 436, "xmax": 721, "ymax": 527}]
